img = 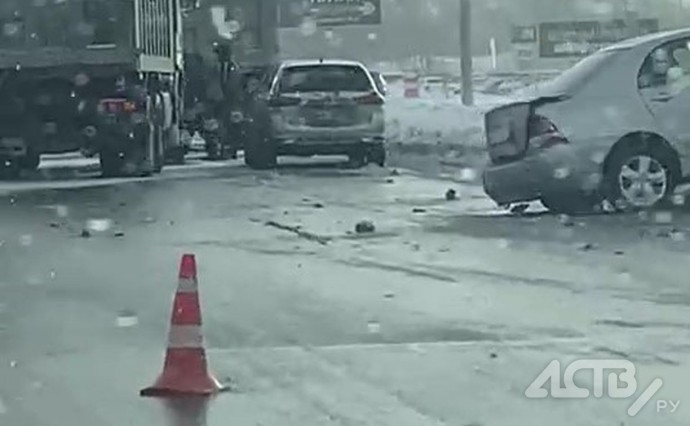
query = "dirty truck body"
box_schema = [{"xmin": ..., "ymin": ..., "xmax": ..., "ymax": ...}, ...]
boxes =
[{"xmin": 0, "ymin": 0, "xmax": 184, "ymax": 177}]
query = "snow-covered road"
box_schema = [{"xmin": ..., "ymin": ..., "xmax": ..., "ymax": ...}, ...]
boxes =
[{"xmin": 0, "ymin": 160, "xmax": 688, "ymax": 425}]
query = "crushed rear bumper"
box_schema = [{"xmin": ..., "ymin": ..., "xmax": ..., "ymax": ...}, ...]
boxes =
[{"xmin": 483, "ymin": 145, "xmax": 600, "ymax": 205}]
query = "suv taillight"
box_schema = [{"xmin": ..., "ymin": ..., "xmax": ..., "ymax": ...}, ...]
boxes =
[
  {"xmin": 269, "ymin": 96, "xmax": 301, "ymax": 107},
  {"xmin": 529, "ymin": 114, "xmax": 567, "ymax": 149},
  {"xmin": 355, "ymin": 91, "xmax": 384, "ymax": 105}
]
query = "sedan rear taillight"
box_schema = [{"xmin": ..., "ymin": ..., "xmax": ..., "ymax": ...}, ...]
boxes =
[
  {"xmin": 529, "ymin": 114, "xmax": 568, "ymax": 149},
  {"xmin": 269, "ymin": 96, "xmax": 301, "ymax": 107},
  {"xmin": 355, "ymin": 91, "xmax": 384, "ymax": 105}
]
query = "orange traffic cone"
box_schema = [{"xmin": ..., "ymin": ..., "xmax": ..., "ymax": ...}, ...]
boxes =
[{"xmin": 141, "ymin": 254, "xmax": 227, "ymax": 397}]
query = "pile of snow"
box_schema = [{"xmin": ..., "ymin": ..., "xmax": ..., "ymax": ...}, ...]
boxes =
[{"xmin": 384, "ymin": 80, "xmax": 511, "ymax": 151}]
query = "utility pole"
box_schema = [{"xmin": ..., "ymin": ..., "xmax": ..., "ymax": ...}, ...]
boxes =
[
  {"xmin": 678, "ymin": 0, "xmax": 685, "ymax": 28},
  {"xmin": 460, "ymin": 0, "xmax": 473, "ymax": 106},
  {"xmin": 621, "ymin": 0, "xmax": 639, "ymax": 39}
]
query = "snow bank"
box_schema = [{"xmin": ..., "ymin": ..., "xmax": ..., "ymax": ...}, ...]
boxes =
[{"xmin": 384, "ymin": 81, "xmax": 511, "ymax": 154}]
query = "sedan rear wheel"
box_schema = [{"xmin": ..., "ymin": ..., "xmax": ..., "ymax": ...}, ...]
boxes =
[
  {"xmin": 604, "ymin": 144, "xmax": 677, "ymax": 211},
  {"xmin": 618, "ymin": 155, "xmax": 667, "ymax": 208}
]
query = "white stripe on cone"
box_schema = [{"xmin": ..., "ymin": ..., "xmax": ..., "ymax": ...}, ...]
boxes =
[
  {"xmin": 168, "ymin": 325, "xmax": 204, "ymax": 348},
  {"xmin": 177, "ymin": 277, "xmax": 198, "ymax": 293}
]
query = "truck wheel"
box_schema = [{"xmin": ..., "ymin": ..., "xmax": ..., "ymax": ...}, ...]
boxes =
[
  {"xmin": 101, "ymin": 151, "xmax": 152, "ymax": 177},
  {"xmin": 164, "ymin": 126, "xmax": 185, "ymax": 165},
  {"xmin": 19, "ymin": 149, "xmax": 41, "ymax": 171},
  {"xmin": 100, "ymin": 133, "xmax": 154, "ymax": 178},
  {"xmin": 366, "ymin": 143, "xmax": 386, "ymax": 167},
  {"xmin": 347, "ymin": 149, "xmax": 367, "ymax": 169},
  {"xmin": 99, "ymin": 150, "xmax": 125, "ymax": 178},
  {"xmin": 153, "ymin": 124, "xmax": 165, "ymax": 174},
  {"xmin": 244, "ymin": 131, "xmax": 276, "ymax": 170},
  {"xmin": 139, "ymin": 126, "xmax": 155, "ymax": 177},
  {"xmin": 165, "ymin": 145, "xmax": 186, "ymax": 165}
]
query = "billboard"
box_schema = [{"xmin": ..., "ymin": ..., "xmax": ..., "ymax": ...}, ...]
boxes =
[
  {"xmin": 512, "ymin": 25, "xmax": 538, "ymax": 44},
  {"xmin": 538, "ymin": 19, "xmax": 659, "ymax": 58},
  {"xmin": 278, "ymin": 0, "xmax": 382, "ymax": 28}
]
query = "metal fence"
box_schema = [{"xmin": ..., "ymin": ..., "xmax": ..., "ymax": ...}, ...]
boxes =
[{"xmin": 137, "ymin": 0, "xmax": 173, "ymax": 58}]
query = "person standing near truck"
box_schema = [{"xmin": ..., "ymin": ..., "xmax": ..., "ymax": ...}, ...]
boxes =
[{"xmin": 214, "ymin": 41, "xmax": 244, "ymax": 160}]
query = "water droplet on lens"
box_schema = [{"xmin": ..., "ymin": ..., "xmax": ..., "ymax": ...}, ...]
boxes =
[
  {"xmin": 367, "ymin": 321, "xmax": 381, "ymax": 334},
  {"xmin": 591, "ymin": 151, "xmax": 606, "ymax": 164},
  {"xmin": 654, "ymin": 211, "xmax": 673, "ymax": 224},
  {"xmin": 554, "ymin": 167, "xmax": 570, "ymax": 179},
  {"xmin": 672, "ymin": 194, "xmax": 686, "ymax": 206},
  {"xmin": 558, "ymin": 214, "xmax": 573, "ymax": 226},
  {"xmin": 86, "ymin": 218, "xmax": 113, "ymax": 232},
  {"xmin": 55, "ymin": 205, "xmax": 69, "ymax": 218},
  {"xmin": 19, "ymin": 235, "xmax": 33, "ymax": 246},
  {"xmin": 458, "ymin": 168, "xmax": 478, "ymax": 182},
  {"xmin": 617, "ymin": 271, "xmax": 632, "ymax": 283},
  {"xmin": 671, "ymin": 230, "xmax": 686, "ymax": 242},
  {"xmin": 299, "ymin": 18, "xmax": 317, "ymax": 36},
  {"xmin": 116, "ymin": 311, "xmax": 139, "ymax": 328}
]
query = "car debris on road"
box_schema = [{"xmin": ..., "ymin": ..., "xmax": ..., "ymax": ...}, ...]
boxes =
[
  {"xmin": 355, "ymin": 221, "xmax": 376, "ymax": 234},
  {"xmin": 265, "ymin": 221, "xmax": 331, "ymax": 245}
]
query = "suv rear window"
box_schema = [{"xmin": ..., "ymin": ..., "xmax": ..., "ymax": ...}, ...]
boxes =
[{"xmin": 278, "ymin": 65, "xmax": 372, "ymax": 93}]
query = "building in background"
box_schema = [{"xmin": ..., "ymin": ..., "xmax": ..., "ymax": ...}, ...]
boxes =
[{"xmin": 277, "ymin": 0, "xmax": 690, "ymax": 73}]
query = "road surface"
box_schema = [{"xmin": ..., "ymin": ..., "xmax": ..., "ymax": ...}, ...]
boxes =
[{"xmin": 0, "ymin": 155, "xmax": 689, "ymax": 425}]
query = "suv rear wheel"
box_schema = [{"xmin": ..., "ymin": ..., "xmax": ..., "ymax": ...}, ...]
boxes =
[
  {"xmin": 244, "ymin": 126, "xmax": 276, "ymax": 170},
  {"xmin": 245, "ymin": 144, "xmax": 276, "ymax": 169}
]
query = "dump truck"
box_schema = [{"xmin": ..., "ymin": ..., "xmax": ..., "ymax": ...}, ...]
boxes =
[
  {"xmin": 181, "ymin": 0, "xmax": 279, "ymax": 160},
  {"xmin": 0, "ymin": 0, "xmax": 185, "ymax": 178}
]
